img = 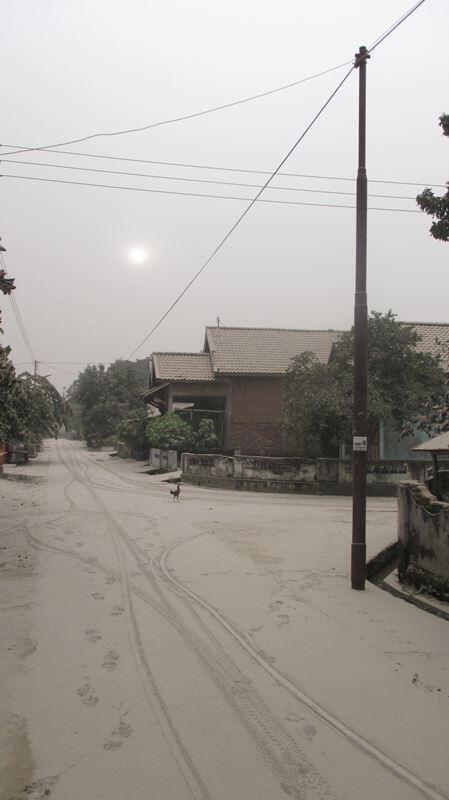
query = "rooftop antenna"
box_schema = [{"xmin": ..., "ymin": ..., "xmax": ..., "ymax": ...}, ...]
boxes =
[{"xmin": 216, "ymin": 316, "xmax": 220, "ymax": 327}]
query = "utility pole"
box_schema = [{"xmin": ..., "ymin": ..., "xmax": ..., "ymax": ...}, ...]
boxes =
[{"xmin": 351, "ymin": 46, "xmax": 369, "ymax": 591}]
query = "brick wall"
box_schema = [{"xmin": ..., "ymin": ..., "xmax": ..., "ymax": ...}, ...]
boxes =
[
  {"xmin": 228, "ymin": 376, "xmax": 293, "ymax": 456},
  {"xmin": 165, "ymin": 376, "xmax": 293, "ymax": 456}
]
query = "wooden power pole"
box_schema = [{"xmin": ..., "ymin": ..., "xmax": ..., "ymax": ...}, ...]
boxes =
[{"xmin": 351, "ymin": 46, "xmax": 370, "ymax": 591}]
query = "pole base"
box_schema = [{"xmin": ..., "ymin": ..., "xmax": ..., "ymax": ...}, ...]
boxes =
[{"xmin": 351, "ymin": 542, "xmax": 366, "ymax": 590}]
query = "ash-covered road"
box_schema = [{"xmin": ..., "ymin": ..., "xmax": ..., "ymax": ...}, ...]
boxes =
[{"xmin": 1, "ymin": 440, "xmax": 448, "ymax": 800}]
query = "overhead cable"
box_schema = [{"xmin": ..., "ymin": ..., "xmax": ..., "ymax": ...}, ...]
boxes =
[
  {"xmin": 43, "ymin": 360, "xmax": 114, "ymax": 365},
  {"xmin": 0, "ymin": 60, "xmax": 352, "ymax": 158},
  {"xmin": 0, "ymin": 251, "xmax": 37, "ymax": 363},
  {"xmin": 0, "ymin": 171, "xmax": 419, "ymax": 213},
  {"xmin": 1, "ymin": 147, "xmax": 442, "ymax": 189},
  {"xmin": 0, "ymin": 157, "xmax": 418, "ymax": 200},
  {"xmin": 40, "ymin": 362, "xmax": 79, "ymax": 377},
  {"xmin": 125, "ymin": 65, "xmax": 358, "ymax": 360},
  {"xmin": 368, "ymin": 0, "xmax": 426, "ymax": 53},
  {"xmin": 0, "ymin": 0, "xmax": 427, "ymax": 160},
  {"xmin": 124, "ymin": 0, "xmax": 429, "ymax": 360}
]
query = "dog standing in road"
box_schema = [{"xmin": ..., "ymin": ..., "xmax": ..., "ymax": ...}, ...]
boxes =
[{"xmin": 170, "ymin": 485, "xmax": 181, "ymax": 502}]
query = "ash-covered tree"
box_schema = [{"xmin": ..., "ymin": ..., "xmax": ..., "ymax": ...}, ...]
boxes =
[
  {"xmin": 283, "ymin": 351, "xmax": 350, "ymax": 457},
  {"xmin": 402, "ymin": 340, "xmax": 449, "ymax": 438},
  {"xmin": 116, "ymin": 407, "xmax": 149, "ymax": 451},
  {"xmin": 67, "ymin": 359, "xmax": 149, "ymax": 447},
  {"xmin": 416, "ymin": 114, "xmax": 449, "ymax": 241},
  {"xmin": 0, "ymin": 262, "xmax": 22, "ymax": 439},
  {"xmin": 0, "ymin": 343, "xmax": 21, "ymax": 440},
  {"xmin": 15, "ymin": 373, "xmax": 69, "ymax": 439},
  {"xmin": 283, "ymin": 311, "xmax": 446, "ymax": 457}
]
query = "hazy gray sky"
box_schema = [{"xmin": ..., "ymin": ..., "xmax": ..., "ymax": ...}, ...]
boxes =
[{"xmin": 1, "ymin": 0, "xmax": 448, "ymax": 390}]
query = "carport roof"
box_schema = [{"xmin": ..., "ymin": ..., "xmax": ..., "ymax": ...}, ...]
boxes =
[
  {"xmin": 153, "ymin": 352, "xmax": 216, "ymax": 382},
  {"xmin": 412, "ymin": 431, "xmax": 449, "ymax": 453}
]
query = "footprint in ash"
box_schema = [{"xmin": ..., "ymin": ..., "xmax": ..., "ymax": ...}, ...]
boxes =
[
  {"xmin": 102, "ymin": 649, "xmax": 120, "ymax": 672},
  {"xmin": 84, "ymin": 628, "xmax": 102, "ymax": 643},
  {"xmin": 103, "ymin": 711, "xmax": 134, "ymax": 750},
  {"xmin": 77, "ymin": 677, "xmax": 99, "ymax": 707}
]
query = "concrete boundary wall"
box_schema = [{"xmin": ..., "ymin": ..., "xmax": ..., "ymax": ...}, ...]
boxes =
[
  {"xmin": 116, "ymin": 443, "xmax": 178, "ymax": 469},
  {"xmin": 182, "ymin": 453, "xmax": 429, "ymax": 495},
  {"xmin": 398, "ymin": 481, "xmax": 449, "ymax": 598}
]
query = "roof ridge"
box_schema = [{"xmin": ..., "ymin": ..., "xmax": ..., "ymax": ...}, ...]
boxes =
[
  {"xmin": 403, "ymin": 321, "xmax": 449, "ymax": 327},
  {"xmin": 206, "ymin": 325, "xmax": 344, "ymax": 333},
  {"xmin": 153, "ymin": 351, "xmax": 209, "ymax": 356}
]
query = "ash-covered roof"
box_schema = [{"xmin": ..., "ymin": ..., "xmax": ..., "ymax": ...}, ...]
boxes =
[
  {"xmin": 204, "ymin": 326, "xmax": 342, "ymax": 375},
  {"xmin": 152, "ymin": 352, "xmax": 215, "ymax": 382},
  {"xmin": 409, "ymin": 322, "xmax": 449, "ymax": 367},
  {"xmin": 149, "ymin": 322, "xmax": 449, "ymax": 385}
]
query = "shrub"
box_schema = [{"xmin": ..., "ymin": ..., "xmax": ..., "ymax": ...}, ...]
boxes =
[{"xmin": 145, "ymin": 413, "xmax": 192, "ymax": 451}]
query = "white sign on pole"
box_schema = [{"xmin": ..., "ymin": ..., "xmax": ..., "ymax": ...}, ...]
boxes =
[{"xmin": 353, "ymin": 436, "xmax": 368, "ymax": 452}]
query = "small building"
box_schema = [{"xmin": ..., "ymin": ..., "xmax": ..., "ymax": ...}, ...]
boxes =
[{"xmin": 142, "ymin": 326, "xmax": 341, "ymax": 456}]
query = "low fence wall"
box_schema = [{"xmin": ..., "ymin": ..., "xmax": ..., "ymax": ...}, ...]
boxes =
[
  {"xmin": 116, "ymin": 443, "xmax": 178, "ymax": 469},
  {"xmin": 182, "ymin": 454, "xmax": 429, "ymax": 495},
  {"xmin": 182, "ymin": 454, "xmax": 316, "ymax": 492},
  {"xmin": 398, "ymin": 481, "xmax": 449, "ymax": 598},
  {"xmin": 116, "ymin": 441, "xmax": 148, "ymax": 460},
  {"xmin": 149, "ymin": 448, "xmax": 178, "ymax": 471}
]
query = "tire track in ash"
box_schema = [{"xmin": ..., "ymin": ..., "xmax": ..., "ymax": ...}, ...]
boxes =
[
  {"xmin": 71, "ymin": 446, "xmax": 337, "ymax": 800},
  {"xmin": 121, "ymin": 517, "xmax": 330, "ymax": 799},
  {"xmin": 57, "ymin": 441, "xmax": 211, "ymax": 800},
  {"xmin": 156, "ymin": 533, "xmax": 449, "ymax": 800},
  {"xmin": 68, "ymin": 441, "xmax": 428, "ymax": 800}
]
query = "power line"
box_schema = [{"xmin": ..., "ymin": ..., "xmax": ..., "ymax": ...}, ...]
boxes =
[
  {"xmin": 124, "ymin": 0, "xmax": 428, "ymax": 360},
  {"xmin": 1, "ymin": 251, "xmax": 37, "ymax": 363},
  {"xmin": 0, "ymin": 172, "xmax": 419, "ymax": 213},
  {"xmin": 43, "ymin": 360, "xmax": 114, "ymax": 365},
  {"xmin": 40, "ymin": 362, "xmax": 79, "ymax": 377},
  {"xmin": 126, "ymin": 65, "xmax": 357, "ymax": 360},
  {"xmin": 0, "ymin": 2, "xmax": 430, "ymax": 176},
  {"xmin": 9, "ymin": 294, "xmax": 37, "ymax": 363},
  {"xmin": 0, "ymin": 60, "xmax": 352, "ymax": 158},
  {"xmin": 368, "ymin": 0, "xmax": 426, "ymax": 53},
  {"xmin": 1, "ymin": 146, "xmax": 443, "ymax": 189},
  {"xmin": 0, "ymin": 0, "xmax": 430, "ymax": 368},
  {"xmin": 0, "ymin": 157, "xmax": 418, "ymax": 200}
]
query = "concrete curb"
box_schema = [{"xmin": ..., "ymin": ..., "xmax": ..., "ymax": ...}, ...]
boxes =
[{"xmin": 367, "ymin": 543, "xmax": 449, "ymax": 622}]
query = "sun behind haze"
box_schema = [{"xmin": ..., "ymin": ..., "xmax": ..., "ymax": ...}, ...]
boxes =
[{"xmin": 128, "ymin": 247, "xmax": 149, "ymax": 266}]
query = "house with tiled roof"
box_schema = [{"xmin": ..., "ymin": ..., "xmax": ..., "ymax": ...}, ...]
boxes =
[
  {"xmin": 143, "ymin": 326, "xmax": 342, "ymax": 456},
  {"xmin": 142, "ymin": 323, "xmax": 449, "ymax": 458}
]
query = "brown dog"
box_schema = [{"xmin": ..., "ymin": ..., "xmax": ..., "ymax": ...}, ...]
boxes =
[{"xmin": 170, "ymin": 485, "xmax": 181, "ymax": 502}]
